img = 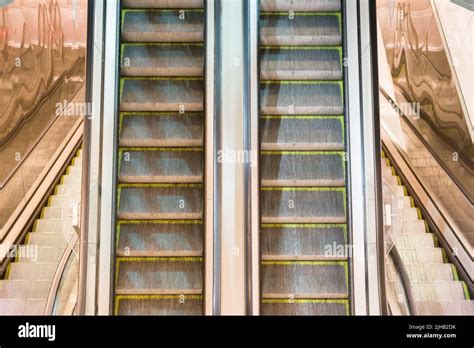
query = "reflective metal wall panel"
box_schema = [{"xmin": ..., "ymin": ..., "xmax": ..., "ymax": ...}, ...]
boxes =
[
  {"xmin": 0, "ymin": 0, "xmax": 88, "ymax": 228},
  {"xmin": 377, "ymin": 0, "xmax": 474, "ymax": 201}
]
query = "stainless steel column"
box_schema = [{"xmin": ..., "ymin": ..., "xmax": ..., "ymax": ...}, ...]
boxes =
[
  {"xmin": 219, "ymin": 0, "xmax": 246, "ymax": 315},
  {"xmin": 97, "ymin": 0, "xmax": 120, "ymax": 315},
  {"xmin": 205, "ymin": 0, "xmax": 217, "ymax": 316}
]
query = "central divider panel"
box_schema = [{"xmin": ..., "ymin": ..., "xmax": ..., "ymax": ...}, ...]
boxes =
[{"xmin": 114, "ymin": 0, "xmax": 205, "ymax": 315}]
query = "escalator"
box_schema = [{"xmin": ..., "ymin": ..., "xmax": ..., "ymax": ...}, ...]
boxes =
[
  {"xmin": 259, "ymin": 0, "xmax": 350, "ymax": 315},
  {"xmin": 114, "ymin": 0, "xmax": 205, "ymax": 315},
  {"xmin": 0, "ymin": 149, "xmax": 82, "ymax": 315},
  {"xmin": 382, "ymin": 152, "xmax": 474, "ymax": 314}
]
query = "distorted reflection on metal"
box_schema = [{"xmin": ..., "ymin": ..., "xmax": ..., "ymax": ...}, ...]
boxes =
[{"xmin": 377, "ymin": 0, "xmax": 474, "ymax": 201}]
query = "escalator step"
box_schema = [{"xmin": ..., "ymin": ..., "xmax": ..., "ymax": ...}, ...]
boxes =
[
  {"xmin": 122, "ymin": 0, "xmax": 204, "ymax": 9},
  {"xmin": 0, "ymin": 299, "xmax": 46, "ymax": 315},
  {"xmin": 397, "ymin": 248, "xmax": 444, "ymax": 264},
  {"xmin": 416, "ymin": 300, "xmax": 474, "ymax": 315},
  {"xmin": 25, "ymin": 232, "xmax": 70, "ymax": 248},
  {"xmin": 261, "ymin": 188, "xmax": 346, "ymax": 223},
  {"xmin": 390, "ymin": 220, "xmax": 427, "ymax": 234},
  {"xmin": 115, "ymin": 295, "xmax": 203, "ymax": 315},
  {"xmin": 119, "ymin": 113, "xmax": 203, "ymax": 147},
  {"xmin": 120, "ymin": 78, "xmax": 204, "ymax": 112},
  {"xmin": 399, "ymin": 281, "xmax": 468, "ymax": 301},
  {"xmin": 122, "ymin": 10, "xmax": 204, "ymax": 43},
  {"xmin": 117, "ymin": 184, "xmax": 203, "ymax": 220},
  {"xmin": 260, "ymin": 116, "xmax": 344, "ymax": 151},
  {"xmin": 261, "ymin": 261, "xmax": 348, "ymax": 298},
  {"xmin": 261, "ymin": 152, "xmax": 345, "ymax": 186},
  {"xmin": 121, "ymin": 44, "xmax": 204, "ymax": 77},
  {"xmin": 260, "ymin": 47, "xmax": 342, "ymax": 80},
  {"xmin": 260, "ymin": 0, "xmax": 341, "ymax": 12},
  {"xmin": 261, "ymin": 299, "xmax": 348, "ymax": 315},
  {"xmin": 118, "ymin": 149, "xmax": 203, "ymax": 183},
  {"xmin": 0, "ymin": 280, "xmax": 51, "ymax": 298},
  {"xmin": 7, "ymin": 263, "xmax": 57, "ymax": 280},
  {"xmin": 16, "ymin": 246, "xmax": 64, "ymax": 263},
  {"xmin": 260, "ymin": 14, "xmax": 342, "ymax": 46},
  {"xmin": 116, "ymin": 221, "xmax": 203, "ymax": 257},
  {"xmin": 261, "ymin": 225, "xmax": 347, "ymax": 260},
  {"xmin": 34, "ymin": 219, "xmax": 76, "ymax": 233},
  {"xmin": 392, "ymin": 233, "xmax": 435, "ymax": 249},
  {"xmin": 115, "ymin": 258, "xmax": 202, "ymax": 295},
  {"xmin": 386, "ymin": 263, "xmax": 455, "ymax": 282},
  {"xmin": 260, "ymin": 82, "xmax": 343, "ymax": 115}
]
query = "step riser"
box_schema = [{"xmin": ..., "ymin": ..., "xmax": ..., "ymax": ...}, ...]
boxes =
[
  {"xmin": 122, "ymin": 0, "xmax": 204, "ymax": 8},
  {"xmin": 115, "ymin": 260, "xmax": 203, "ymax": 295},
  {"xmin": 117, "ymin": 187, "xmax": 203, "ymax": 220},
  {"xmin": 261, "ymin": 189, "xmax": 346, "ymax": 224},
  {"xmin": 260, "ymin": 0, "xmax": 341, "ymax": 12},
  {"xmin": 261, "ymin": 263, "xmax": 349, "ymax": 299}
]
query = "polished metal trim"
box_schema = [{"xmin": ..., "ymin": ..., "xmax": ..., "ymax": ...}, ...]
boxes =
[
  {"xmin": 45, "ymin": 233, "xmax": 79, "ymax": 315},
  {"xmin": 97, "ymin": 0, "xmax": 120, "ymax": 315},
  {"xmin": 245, "ymin": 0, "xmax": 260, "ymax": 316},
  {"xmin": 205, "ymin": 0, "xmax": 216, "ymax": 316},
  {"xmin": 344, "ymin": 0, "xmax": 368, "ymax": 316},
  {"xmin": 76, "ymin": 0, "xmax": 95, "ymax": 316},
  {"xmin": 389, "ymin": 244, "xmax": 419, "ymax": 316},
  {"xmin": 359, "ymin": 0, "xmax": 385, "ymax": 315},
  {"xmin": 212, "ymin": 0, "xmax": 222, "ymax": 316},
  {"xmin": 84, "ymin": 0, "xmax": 106, "ymax": 315},
  {"xmin": 243, "ymin": 0, "xmax": 252, "ymax": 315},
  {"xmin": 219, "ymin": 0, "xmax": 246, "ymax": 314}
]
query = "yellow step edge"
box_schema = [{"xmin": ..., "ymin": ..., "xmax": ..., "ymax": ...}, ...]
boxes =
[{"xmin": 117, "ymin": 257, "xmax": 203, "ymax": 262}]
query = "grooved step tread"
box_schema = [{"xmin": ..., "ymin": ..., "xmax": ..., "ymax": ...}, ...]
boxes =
[
  {"xmin": 117, "ymin": 222, "xmax": 203, "ymax": 257},
  {"xmin": 261, "ymin": 225, "xmax": 347, "ymax": 260},
  {"xmin": 120, "ymin": 79, "xmax": 204, "ymax": 112},
  {"xmin": 261, "ymin": 152, "xmax": 345, "ymax": 187},
  {"xmin": 26, "ymin": 232, "xmax": 71, "ymax": 247},
  {"xmin": 261, "ymin": 189, "xmax": 346, "ymax": 223},
  {"xmin": 260, "ymin": 82, "xmax": 343, "ymax": 115},
  {"xmin": 115, "ymin": 295, "xmax": 203, "ymax": 315},
  {"xmin": 397, "ymin": 248, "xmax": 444, "ymax": 264},
  {"xmin": 261, "ymin": 47, "xmax": 342, "ymax": 80},
  {"xmin": 260, "ymin": 116, "xmax": 344, "ymax": 151},
  {"xmin": 0, "ymin": 299, "xmax": 46, "ymax": 315},
  {"xmin": 115, "ymin": 259, "xmax": 202, "ymax": 295},
  {"xmin": 260, "ymin": 0, "xmax": 341, "ymax": 12},
  {"xmin": 7, "ymin": 262, "xmax": 58, "ymax": 280},
  {"xmin": 117, "ymin": 185, "xmax": 203, "ymax": 220},
  {"xmin": 0, "ymin": 280, "xmax": 51, "ymax": 299},
  {"xmin": 122, "ymin": 0, "xmax": 204, "ymax": 9},
  {"xmin": 118, "ymin": 149, "xmax": 203, "ymax": 183},
  {"xmin": 17, "ymin": 246, "xmax": 65, "ymax": 263},
  {"xmin": 122, "ymin": 10, "xmax": 204, "ymax": 43},
  {"xmin": 406, "ymin": 281, "xmax": 467, "ymax": 301},
  {"xmin": 121, "ymin": 44, "xmax": 204, "ymax": 77},
  {"xmin": 261, "ymin": 299, "xmax": 348, "ymax": 315},
  {"xmin": 387, "ymin": 263, "xmax": 455, "ymax": 282},
  {"xmin": 261, "ymin": 262, "xmax": 348, "ymax": 298},
  {"xmin": 260, "ymin": 14, "xmax": 342, "ymax": 46},
  {"xmin": 119, "ymin": 113, "xmax": 203, "ymax": 147},
  {"xmin": 416, "ymin": 300, "xmax": 474, "ymax": 315}
]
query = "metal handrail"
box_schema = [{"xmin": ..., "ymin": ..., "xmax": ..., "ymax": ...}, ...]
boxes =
[
  {"xmin": 0, "ymin": 119, "xmax": 83, "ymax": 276},
  {"xmin": 75, "ymin": 0, "xmax": 95, "ymax": 316},
  {"xmin": 44, "ymin": 232, "xmax": 79, "ymax": 315},
  {"xmin": 388, "ymin": 243, "xmax": 419, "ymax": 316},
  {"xmin": 382, "ymin": 126, "xmax": 474, "ymax": 289}
]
